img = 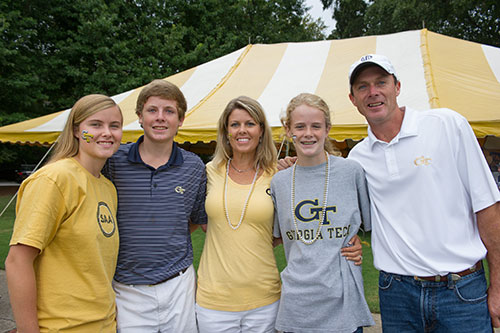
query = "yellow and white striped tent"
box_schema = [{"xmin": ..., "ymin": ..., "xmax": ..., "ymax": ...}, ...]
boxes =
[{"xmin": 1, "ymin": 29, "xmax": 499, "ymax": 147}]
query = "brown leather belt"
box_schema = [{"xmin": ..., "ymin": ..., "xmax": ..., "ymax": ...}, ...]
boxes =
[
  {"xmin": 414, "ymin": 261, "xmax": 482, "ymax": 282},
  {"xmin": 148, "ymin": 267, "xmax": 188, "ymax": 286}
]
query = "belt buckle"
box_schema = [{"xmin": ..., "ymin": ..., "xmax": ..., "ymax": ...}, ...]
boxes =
[
  {"xmin": 147, "ymin": 267, "xmax": 187, "ymax": 287},
  {"xmin": 414, "ymin": 276, "xmax": 436, "ymax": 282},
  {"xmin": 413, "ymin": 275, "xmax": 442, "ymax": 282}
]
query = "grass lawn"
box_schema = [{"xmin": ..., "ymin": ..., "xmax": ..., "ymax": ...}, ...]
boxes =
[
  {"xmin": 0, "ymin": 192, "xmax": 382, "ymax": 312},
  {"xmin": 192, "ymin": 226, "xmax": 380, "ymax": 313},
  {"xmin": 5, "ymin": 193, "xmax": 491, "ymax": 315},
  {"xmin": 0, "ymin": 195, "xmax": 16, "ymax": 270}
]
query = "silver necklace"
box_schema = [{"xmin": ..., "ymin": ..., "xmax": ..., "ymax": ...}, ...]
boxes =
[
  {"xmin": 290, "ymin": 151, "xmax": 330, "ymax": 245},
  {"xmin": 230, "ymin": 162, "xmax": 253, "ymax": 173},
  {"xmin": 223, "ymin": 159, "xmax": 260, "ymax": 230}
]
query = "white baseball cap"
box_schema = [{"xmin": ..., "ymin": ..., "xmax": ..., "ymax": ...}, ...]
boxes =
[{"xmin": 349, "ymin": 54, "xmax": 398, "ymax": 85}]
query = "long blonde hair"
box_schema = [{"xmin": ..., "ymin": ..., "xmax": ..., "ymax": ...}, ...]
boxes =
[
  {"xmin": 212, "ymin": 96, "xmax": 277, "ymax": 175},
  {"xmin": 49, "ymin": 94, "xmax": 122, "ymax": 163},
  {"xmin": 283, "ymin": 93, "xmax": 341, "ymax": 156}
]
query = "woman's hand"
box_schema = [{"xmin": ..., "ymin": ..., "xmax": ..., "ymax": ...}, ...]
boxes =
[{"xmin": 341, "ymin": 235, "xmax": 363, "ymax": 266}]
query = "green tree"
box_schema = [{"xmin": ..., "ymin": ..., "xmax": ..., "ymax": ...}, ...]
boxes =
[
  {"xmin": 0, "ymin": 0, "xmax": 325, "ymax": 122},
  {"xmin": 0, "ymin": 1, "xmax": 48, "ymax": 120},
  {"xmin": 322, "ymin": 0, "xmax": 500, "ymax": 47},
  {"xmin": 0, "ymin": 0, "xmax": 326, "ymax": 177},
  {"xmin": 177, "ymin": 0, "xmax": 326, "ymax": 65},
  {"xmin": 440, "ymin": 0, "xmax": 500, "ymax": 47},
  {"xmin": 322, "ymin": 0, "xmax": 368, "ymax": 39}
]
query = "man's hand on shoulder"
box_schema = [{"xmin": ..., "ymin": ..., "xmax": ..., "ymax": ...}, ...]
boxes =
[{"xmin": 277, "ymin": 156, "xmax": 297, "ymax": 171}]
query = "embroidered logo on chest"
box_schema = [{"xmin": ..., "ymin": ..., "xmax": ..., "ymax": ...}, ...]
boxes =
[
  {"xmin": 414, "ymin": 156, "xmax": 432, "ymax": 166},
  {"xmin": 175, "ymin": 186, "xmax": 185, "ymax": 194}
]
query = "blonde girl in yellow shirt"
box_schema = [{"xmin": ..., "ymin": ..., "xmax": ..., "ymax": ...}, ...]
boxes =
[{"xmin": 6, "ymin": 94, "xmax": 123, "ymax": 332}]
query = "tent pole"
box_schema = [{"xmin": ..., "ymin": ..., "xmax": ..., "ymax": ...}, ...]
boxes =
[
  {"xmin": 277, "ymin": 136, "xmax": 287, "ymax": 158},
  {"xmin": 0, "ymin": 140, "xmax": 57, "ymax": 218}
]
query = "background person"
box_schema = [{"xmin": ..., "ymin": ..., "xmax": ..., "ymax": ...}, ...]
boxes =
[
  {"xmin": 271, "ymin": 93, "xmax": 374, "ymax": 333},
  {"xmin": 5, "ymin": 94, "xmax": 123, "ymax": 331},
  {"xmin": 103, "ymin": 79, "xmax": 207, "ymax": 332},
  {"xmin": 347, "ymin": 54, "xmax": 500, "ymax": 331}
]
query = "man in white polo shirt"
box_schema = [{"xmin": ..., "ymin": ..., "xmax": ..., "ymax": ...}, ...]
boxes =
[{"xmin": 347, "ymin": 54, "xmax": 500, "ymax": 332}]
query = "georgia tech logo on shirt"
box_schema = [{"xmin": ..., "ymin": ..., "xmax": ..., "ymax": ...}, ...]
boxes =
[
  {"xmin": 97, "ymin": 202, "xmax": 116, "ymax": 238},
  {"xmin": 286, "ymin": 199, "xmax": 352, "ymax": 241},
  {"xmin": 295, "ymin": 199, "xmax": 336, "ymax": 226},
  {"xmin": 414, "ymin": 156, "xmax": 432, "ymax": 166},
  {"xmin": 175, "ymin": 186, "xmax": 185, "ymax": 194}
]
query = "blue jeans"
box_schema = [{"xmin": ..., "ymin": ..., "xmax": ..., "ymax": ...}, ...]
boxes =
[
  {"xmin": 285, "ymin": 329, "xmax": 362, "ymax": 333},
  {"xmin": 378, "ymin": 267, "xmax": 492, "ymax": 332}
]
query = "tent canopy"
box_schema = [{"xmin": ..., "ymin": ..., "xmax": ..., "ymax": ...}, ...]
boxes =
[{"xmin": 1, "ymin": 29, "xmax": 500, "ymax": 146}]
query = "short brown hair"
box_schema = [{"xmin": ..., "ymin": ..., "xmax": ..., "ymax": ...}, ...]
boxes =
[{"xmin": 136, "ymin": 79, "xmax": 187, "ymax": 120}]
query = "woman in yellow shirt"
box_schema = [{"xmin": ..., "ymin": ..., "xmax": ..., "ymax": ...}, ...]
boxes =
[
  {"xmin": 196, "ymin": 96, "xmax": 362, "ymax": 332},
  {"xmin": 6, "ymin": 94, "xmax": 123, "ymax": 332}
]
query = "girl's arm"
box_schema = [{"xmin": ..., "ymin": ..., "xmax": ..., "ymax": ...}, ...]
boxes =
[{"xmin": 5, "ymin": 244, "xmax": 41, "ymax": 333}]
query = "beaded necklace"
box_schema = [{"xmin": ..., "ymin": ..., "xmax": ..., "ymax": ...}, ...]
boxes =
[
  {"xmin": 290, "ymin": 151, "xmax": 330, "ymax": 245},
  {"xmin": 224, "ymin": 159, "xmax": 260, "ymax": 230}
]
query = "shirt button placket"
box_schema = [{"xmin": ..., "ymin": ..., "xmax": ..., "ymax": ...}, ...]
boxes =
[
  {"xmin": 385, "ymin": 145, "xmax": 399, "ymax": 177},
  {"xmin": 151, "ymin": 171, "xmax": 159, "ymax": 196}
]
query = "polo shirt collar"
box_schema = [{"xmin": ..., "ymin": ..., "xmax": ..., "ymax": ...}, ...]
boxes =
[
  {"xmin": 365, "ymin": 106, "xmax": 419, "ymax": 149},
  {"xmin": 127, "ymin": 135, "xmax": 184, "ymax": 168}
]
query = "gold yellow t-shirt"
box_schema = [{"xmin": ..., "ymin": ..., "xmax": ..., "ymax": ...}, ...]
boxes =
[
  {"xmin": 196, "ymin": 161, "xmax": 281, "ymax": 311},
  {"xmin": 10, "ymin": 158, "xmax": 119, "ymax": 332}
]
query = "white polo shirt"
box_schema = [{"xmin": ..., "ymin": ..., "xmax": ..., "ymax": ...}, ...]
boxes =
[{"xmin": 348, "ymin": 107, "xmax": 500, "ymax": 276}]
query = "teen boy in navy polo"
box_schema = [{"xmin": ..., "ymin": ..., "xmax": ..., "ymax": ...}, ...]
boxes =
[
  {"xmin": 104, "ymin": 79, "xmax": 207, "ymax": 332},
  {"xmin": 348, "ymin": 54, "xmax": 500, "ymax": 332}
]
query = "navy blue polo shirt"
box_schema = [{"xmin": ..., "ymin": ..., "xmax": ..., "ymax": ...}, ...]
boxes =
[{"xmin": 103, "ymin": 136, "xmax": 207, "ymax": 284}]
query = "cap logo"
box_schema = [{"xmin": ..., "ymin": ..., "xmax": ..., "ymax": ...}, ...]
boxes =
[{"xmin": 360, "ymin": 55, "xmax": 373, "ymax": 62}]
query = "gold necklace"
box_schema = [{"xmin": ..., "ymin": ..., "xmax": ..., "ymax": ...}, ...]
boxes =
[
  {"xmin": 290, "ymin": 151, "xmax": 330, "ymax": 245},
  {"xmin": 223, "ymin": 159, "xmax": 260, "ymax": 230}
]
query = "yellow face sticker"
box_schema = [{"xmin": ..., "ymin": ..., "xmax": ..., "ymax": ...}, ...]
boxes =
[{"xmin": 82, "ymin": 130, "xmax": 94, "ymax": 143}]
